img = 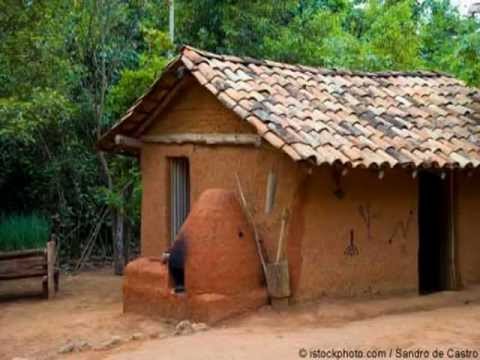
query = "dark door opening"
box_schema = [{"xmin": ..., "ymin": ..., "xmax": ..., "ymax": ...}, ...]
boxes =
[{"xmin": 418, "ymin": 171, "xmax": 451, "ymax": 294}]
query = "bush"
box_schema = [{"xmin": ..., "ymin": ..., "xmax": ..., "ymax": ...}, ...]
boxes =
[{"xmin": 0, "ymin": 214, "xmax": 51, "ymax": 252}]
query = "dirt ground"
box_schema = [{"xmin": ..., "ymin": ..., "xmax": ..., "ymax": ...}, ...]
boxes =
[
  {"xmin": 1, "ymin": 270, "xmax": 480, "ymax": 360},
  {"xmin": 0, "ymin": 270, "xmax": 175, "ymax": 360}
]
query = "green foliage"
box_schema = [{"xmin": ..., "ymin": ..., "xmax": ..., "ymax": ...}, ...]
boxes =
[
  {"xmin": 262, "ymin": 0, "xmax": 425, "ymax": 70},
  {"xmin": 450, "ymin": 32, "xmax": 480, "ymax": 85},
  {"xmin": 176, "ymin": 0, "xmax": 298, "ymax": 57},
  {"xmin": 96, "ymin": 159, "xmax": 142, "ymax": 219},
  {"xmin": 107, "ymin": 28, "xmax": 173, "ymax": 118},
  {"xmin": 0, "ymin": 214, "xmax": 51, "ymax": 252},
  {"xmin": 419, "ymin": 0, "xmax": 480, "ymax": 85},
  {"xmin": 0, "ymin": 90, "xmax": 75, "ymax": 143},
  {"xmin": 364, "ymin": 0, "xmax": 423, "ymax": 70},
  {"xmin": 263, "ymin": 9, "xmax": 365, "ymax": 68},
  {"xmin": 104, "ymin": 27, "xmax": 172, "ymax": 232},
  {"xmin": 0, "ymin": 0, "xmax": 76, "ymax": 97}
]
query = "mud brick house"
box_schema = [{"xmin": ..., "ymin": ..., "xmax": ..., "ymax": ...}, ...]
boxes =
[{"xmin": 99, "ymin": 46, "xmax": 480, "ymax": 305}]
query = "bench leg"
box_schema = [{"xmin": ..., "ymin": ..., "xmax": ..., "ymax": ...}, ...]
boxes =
[
  {"xmin": 41, "ymin": 270, "xmax": 59, "ymax": 298},
  {"xmin": 42, "ymin": 276, "xmax": 49, "ymax": 299},
  {"xmin": 54, "ymin": 270, "xmax": 60, "ymax": 292}
]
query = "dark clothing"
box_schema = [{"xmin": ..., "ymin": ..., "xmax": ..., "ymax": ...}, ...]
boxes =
[
  {"xmin": 169, "ymin": 266, "xmax": 185, "ymax": 292},
  {"xmin": 168, "ymin": 234, "xmax": 187, "ymax": 291},
  {"xmin": 168, "ymin": 234, "xmax": 186, "ymax": 269}
]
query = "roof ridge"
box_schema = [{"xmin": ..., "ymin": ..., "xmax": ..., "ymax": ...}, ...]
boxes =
[{"xmin": 181, "ymin": 45, "xmax": 452, "ymax": 79}]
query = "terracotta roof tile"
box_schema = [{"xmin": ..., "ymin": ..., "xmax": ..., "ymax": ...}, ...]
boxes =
[
  {"xmin": 263, "ymin": 131, "xmax": 284, "ymax": 148},
  {"xmin": 281, "ymin": 144, "xmax": 302, "ymax": 161},
  {"xmin": 99, "ymin": 46, "xmax": 480, "ymax": 168}
]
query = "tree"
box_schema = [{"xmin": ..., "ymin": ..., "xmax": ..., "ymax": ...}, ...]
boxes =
[
  {"xmin": 420, "ymin": 0, "xmax": 480, "ymax": 85},
  {"xmin": 104, "ymin": 27, "xmax": 173, "ymax": 274},
  {"xmin": 0, "ymin": 0, "xmax": 169, "ymax": 269},
  {"xmin": 175, "ymin": 0, "xmax": 297, "ymax": 57}
]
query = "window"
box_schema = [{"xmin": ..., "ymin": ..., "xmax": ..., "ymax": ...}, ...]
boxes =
[{"xmin": 169, "ymin": 157, "xmax": 190, "ymax": 244}]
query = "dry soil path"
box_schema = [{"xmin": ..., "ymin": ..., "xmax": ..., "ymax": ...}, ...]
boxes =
[
  {"xmin": 101, "ymin": 300, "xmax": 480, "ymax": 360},
  {"xmin": 2, "ymin": 270, "xmax": 480, "ymax": 360}
]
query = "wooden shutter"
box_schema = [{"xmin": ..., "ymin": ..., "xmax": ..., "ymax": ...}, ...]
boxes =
[{"xmin": 170, "ymin": 158, "xmax": 190, "ymax": 244}]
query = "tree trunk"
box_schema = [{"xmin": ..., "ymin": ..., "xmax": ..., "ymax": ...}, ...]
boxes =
[
  {"xmin": 123, "ymin": 182, "xmax": 134, "ymax": 268},
  {"xmin": 113, "ymin": 209, "xmax": 124, "ymax": 275},
  {"xmin": 124, "ymin": 218, "xmax": 131, "ymax": 266}
]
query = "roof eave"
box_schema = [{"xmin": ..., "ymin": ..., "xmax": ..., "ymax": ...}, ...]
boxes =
[{"xmin": 96, "ymin": 53, "xmax": 188, "ymax": 153}]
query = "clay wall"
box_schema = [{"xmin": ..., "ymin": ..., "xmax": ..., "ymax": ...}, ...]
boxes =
[
  {"xmin": 290, "ymin": 167, "xmax": 419, "ymax": 301},
  {"xmin": 140, "ymin": 143, "xmax": 301, "ymax": 261},
  {"xmin": 456, "ymin": 172, "xmax": 480, "ymax": 287}
]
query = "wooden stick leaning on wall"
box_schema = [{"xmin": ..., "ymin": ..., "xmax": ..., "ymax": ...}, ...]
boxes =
[
  {"xmin": 267, "ymin": 208, "xmax": 291, "ymax": 302},
  {"xmin": 275, "ymin": 209, "xmax": 289, "ymax": 263},
  {"xmin": 235, "ymin": 173, "xmax": 267, "ymax": 275},
  {"xmin": 235, "ymin": 173, "xmax": 292, "ymax": 304}
]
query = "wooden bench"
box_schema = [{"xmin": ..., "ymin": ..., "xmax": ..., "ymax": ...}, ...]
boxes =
[{"xmin": 0, "ymin": 241, "xmax": 59, "ymax": 298}]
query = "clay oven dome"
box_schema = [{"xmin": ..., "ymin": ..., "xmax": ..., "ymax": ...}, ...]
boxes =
[
  {"xmin": 181, "ymin": 189, "xmax": 264, "ymax": 295},
  {"xmin": 123, "ymin": 188, "xmax": 267, "ymax": 323}
]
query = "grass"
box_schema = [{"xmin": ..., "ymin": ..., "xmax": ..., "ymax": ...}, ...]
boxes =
[{"xmin": 0, "ymin": 214, "xmax": 51, "ymax": 252}]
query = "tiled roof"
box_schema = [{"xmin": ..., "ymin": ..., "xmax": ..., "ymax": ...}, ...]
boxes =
[{"xmin": 99, "ymin": 46, "xmax": 480, "ymax": 169}]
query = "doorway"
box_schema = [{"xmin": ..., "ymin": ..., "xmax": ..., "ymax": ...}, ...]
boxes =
[{"xmin": 418, "ymin": 171, "xmax": 454, "ymax": 294}]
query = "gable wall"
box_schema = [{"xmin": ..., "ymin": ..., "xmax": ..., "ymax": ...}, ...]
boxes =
[
  {"xmin": 140, "ymin": 79, "xmax": 302, "ymax": 262},
  {"xmin": 145, "ymin": 76, "xmax": 254, "ymax": 135}
]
